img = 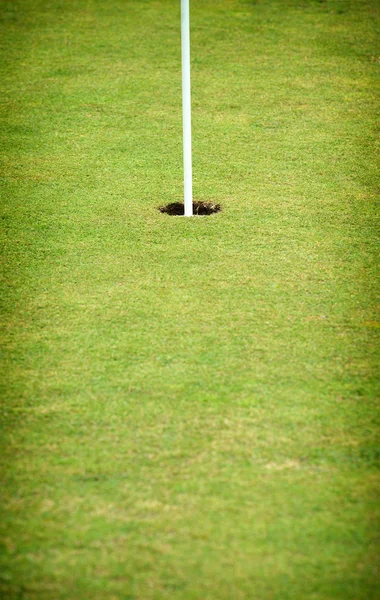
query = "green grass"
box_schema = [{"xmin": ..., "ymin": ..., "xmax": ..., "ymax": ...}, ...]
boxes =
[{"xmin": 1, "ymin": 0, "xmax": 379, "ymax": 598}]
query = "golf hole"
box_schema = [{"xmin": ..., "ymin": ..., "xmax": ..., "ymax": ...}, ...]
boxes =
[{"xmin": 159, "ymin": 201, "xmax": 221, "ymax": 216}]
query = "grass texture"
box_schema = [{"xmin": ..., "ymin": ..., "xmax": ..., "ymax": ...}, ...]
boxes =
[{"xmin": 1, "ymin": 0, "xmax": 379, "ymax": 598}]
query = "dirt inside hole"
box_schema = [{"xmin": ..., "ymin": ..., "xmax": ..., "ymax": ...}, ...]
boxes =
[{"xmin": 159, "ymin": 201, "xmax": 221, "ymax": 216}]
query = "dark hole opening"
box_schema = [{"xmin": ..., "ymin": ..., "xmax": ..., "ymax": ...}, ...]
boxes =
[{"xmin": 159, "ymin": 201, "xmax": 221, "ymax": 216}]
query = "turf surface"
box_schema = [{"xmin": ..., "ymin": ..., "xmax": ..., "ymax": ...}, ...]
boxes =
[{"xmin": 1, "ymin": 0, "xmax": 379, "ymax": 598}]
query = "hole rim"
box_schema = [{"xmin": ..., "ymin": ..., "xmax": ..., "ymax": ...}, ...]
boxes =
[{"xmin": 159, "ymin": 201, "xmax": 222, "ymax": 216}]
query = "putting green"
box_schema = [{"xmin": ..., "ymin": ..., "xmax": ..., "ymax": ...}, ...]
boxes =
[{"xmin": 1, "ymin": 1, "xmax": 379, "ymax": 598}]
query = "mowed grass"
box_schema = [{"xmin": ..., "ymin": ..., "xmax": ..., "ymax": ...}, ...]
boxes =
[{"xmin": 0, "ymin": 0, "xmax": 379, "ymax": 598}]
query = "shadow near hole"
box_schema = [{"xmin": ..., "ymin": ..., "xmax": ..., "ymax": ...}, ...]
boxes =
[{"xmin": 159, "ymin": 201, "xmax": 221, "ymax": 216}]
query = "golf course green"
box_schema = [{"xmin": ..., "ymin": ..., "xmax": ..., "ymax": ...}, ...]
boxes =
[{"xmin": 1, "ymin": 0, "xmax": 379, "ymax": 598}]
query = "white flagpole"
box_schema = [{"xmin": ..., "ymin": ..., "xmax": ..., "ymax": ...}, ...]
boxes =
[{"xmin": 181, "ymin": 0, "xmax": 193, "ymax": 216}]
